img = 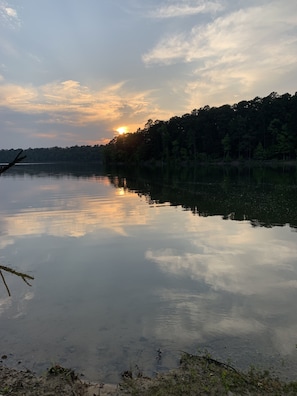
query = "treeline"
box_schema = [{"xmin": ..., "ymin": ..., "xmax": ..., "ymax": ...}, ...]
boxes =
[
  {"xmin": 0, "ymin": 145, "xmax": 104, "ymax": 163},
  {"xmin": 104, "ymin": 92, "xmax": 297, "ymax": 164}
]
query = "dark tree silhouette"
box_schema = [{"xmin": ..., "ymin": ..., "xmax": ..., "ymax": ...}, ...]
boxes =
[{"xmin": 104, "ymin": 92, "xmax": 297, "ymax": 164}]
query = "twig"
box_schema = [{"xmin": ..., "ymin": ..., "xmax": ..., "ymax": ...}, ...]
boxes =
[
  {"xmin": 0, "ymin": 265, "xmax": 34, "ymax": 296},
  {"xmin": 0, "ymin": 149, "xmax": 26, "ymax": 175},
  {"xmin": 0, "ymin": 270, "xmax": 11, "ymax": 296}
]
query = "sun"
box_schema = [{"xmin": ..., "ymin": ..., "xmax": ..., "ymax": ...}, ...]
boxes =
[{"xmin": 116, "ymin": 126, "xmax": 128, "ymax": 135}]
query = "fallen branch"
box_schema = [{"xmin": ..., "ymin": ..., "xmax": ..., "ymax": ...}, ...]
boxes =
[
  {"xmin": 0, "ymin": 150, "xmax": 26, "ymax": 175},
  {"xmin": 0, "ymin": 265, "xmax": 34, "ymax": 296},
  {"xmin": 0, "ymin": 270, "xmax": 11, "ymax": 296}
]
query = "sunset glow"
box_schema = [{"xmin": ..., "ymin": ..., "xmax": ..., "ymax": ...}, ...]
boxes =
[
  {"xmin": 1, "ymin": 1, "xmax": 297, "ymax": 149},
  {"xmin": 116, "ymin": 126, "xmax": 128, "ymax": 135}
]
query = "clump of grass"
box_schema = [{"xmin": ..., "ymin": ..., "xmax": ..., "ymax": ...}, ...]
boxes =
[
  {"xmin": 47, "ymin": 364, "xmax": 78, "ymax": 382},
  {"xmin": 119, "ymin": 351, "xmax": 297, "ymax": 395}
]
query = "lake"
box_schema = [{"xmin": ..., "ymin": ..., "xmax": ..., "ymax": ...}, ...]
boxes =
[{"xmin": 0, "ymin": 163, "xmax": 297, "ymax": 383}]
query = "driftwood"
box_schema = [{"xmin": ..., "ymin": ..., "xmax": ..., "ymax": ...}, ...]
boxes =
[
  {"xmin": 0, "ymin": 150, "xmax": 26, "ymax": 175},
  {"xmin": 0, "ymin": 265, "xmax": 34, "ymax": 296}
]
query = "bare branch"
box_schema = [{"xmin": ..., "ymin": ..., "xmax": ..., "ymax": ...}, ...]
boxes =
[
  {"xmin": 0, "ymin": 150, "xmax": 26, "ymax": 175},
  {"xmin": 0, "ymin": 270, "xmax": 11, "ymax": 296},
  {"xmin": 0, "ymin": 265, "xmax": 34, "ymax": 296}
]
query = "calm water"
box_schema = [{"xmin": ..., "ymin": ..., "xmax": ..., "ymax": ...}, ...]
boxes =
[{"xmin": 0, "ymin": 164, "xmax": 297, "ymax": 383}]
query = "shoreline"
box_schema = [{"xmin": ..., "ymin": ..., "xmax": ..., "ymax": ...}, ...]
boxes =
[{"xmin": 1, "ymin": 353, "xmax": 297, "ymax": 396}]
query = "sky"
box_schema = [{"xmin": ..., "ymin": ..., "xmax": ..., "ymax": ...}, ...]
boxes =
[{"xmin": 0, "ymin": 0, "xmax": 297, "ymax": 149}]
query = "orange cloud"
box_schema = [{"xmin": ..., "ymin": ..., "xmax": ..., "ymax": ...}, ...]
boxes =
[{"xmin": 0, "ymin": 79, "xmax": 166, "ymax": 132}]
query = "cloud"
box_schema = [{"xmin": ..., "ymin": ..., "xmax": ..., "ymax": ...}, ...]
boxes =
[
  {"xmin": 150, "ymin": 0, "xmax": 224, "ymax": 18},
  {"xmin": 0, "ymin": 79, "xmax": 158, "ymax": 128},
  {"xmin": 144, "ymin": 2, "xmax": 297, "ymax": 65},
  {"xmin": 1, "ymin": 1, "xmax": 296, "ymax": 148},
  {"xmin": 143, "ymin": 1, "xmax": 297, "ymax": 106},
  {"xmin": 5, "ymin": 7, "xmax": 16, "ymax": 18},
  {"xmin": 0, "ymin": 1, "xmax": 20, "ymax": 28},
  {"xmin": 0, "ymin": 76, "xmax": 175, "ymax": 147},
  {"xmin": 0, "ymin": 76, "xmax": 174, "ymax": 147}
]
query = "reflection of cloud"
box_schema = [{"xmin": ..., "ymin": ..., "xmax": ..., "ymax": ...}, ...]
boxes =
[
  {"xmin": 14, "ymin": 291, "xmax": 34, "ymax": 318},
  {"xmin": 212, "ymin": 317, "xmax": 265, "ymax": 335},
  {"xmin": 0, "ymin": 291, "xmax": 34, "ymax": 318},
  {"xmin": 3, "ymin": 180, "xmax": 152, "ymax": 239},
  {"xmin": 142, "ymin": 287, "xmax": 266, "ymax": 347},
  {"xmin": 273, "ymin": 325, "xmax": 297, "ymax": 355},
  {"xmin": 146, "ymin": 235, "xmax": 297, "ymax": 296},
  {"xmin": 0, "ymin": 236, "xmax": 14, "ymax": 249},
  {"xmin": 0, "ymin": 297, "xmax": 11, "ymax": 316},
  {"xmin": 145, "ymin": 216, "xmax": 297, "ymax": 356}
]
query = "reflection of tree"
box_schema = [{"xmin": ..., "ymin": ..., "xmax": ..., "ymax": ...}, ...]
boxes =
[
  {"xmin": 107, "ymin": 165, "xmax": 297, "ymax": 228},
  {"xmin": 0, "ymin": 265, "xmax": 34, "ymax": 296}
]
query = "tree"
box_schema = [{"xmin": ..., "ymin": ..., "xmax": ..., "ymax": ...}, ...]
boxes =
[
  {"xmin": 275, "ymin": 124, "xmax": 293, "ymax": 160},
  {"xmin": 254, "ymin": 142, "xmax": 266, "ymax": 160},
  {"xmin": 221, "ymin": 133, "xmax": 231, "ymax": 160},
  {"xmin": 103, "ymin": 92, "xmax": 297, "ymax": 164}
]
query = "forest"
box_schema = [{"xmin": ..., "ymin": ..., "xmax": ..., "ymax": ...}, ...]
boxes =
[
  {"xmin": 1, "ymin": 91, "xmax": 296, "ymax": 166},
  {"xmin": 104, "ymin": 92, "xmax": 297, "ymax": 164},
  {"xmin": 0, "ymin": 145, "xmax": 104, "ymax": 164}
]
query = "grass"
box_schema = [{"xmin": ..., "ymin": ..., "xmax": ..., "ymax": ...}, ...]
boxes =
[{"xmin": 119, "ymin": 351, "xmax": 297, "ymax": 395}]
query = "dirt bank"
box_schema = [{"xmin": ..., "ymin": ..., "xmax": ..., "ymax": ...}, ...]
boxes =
[
  {"xmin": 0, "ymin": 365, "xmax": 119, "ymax": 396},
  {"xmin": 1, "ymin": 353, "xmax": 297, "ymax": 395}
]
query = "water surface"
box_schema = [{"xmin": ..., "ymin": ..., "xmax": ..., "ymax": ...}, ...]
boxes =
[{"xmin": 0, "ymin": 164, "xmax": 297, "ymax": 383}]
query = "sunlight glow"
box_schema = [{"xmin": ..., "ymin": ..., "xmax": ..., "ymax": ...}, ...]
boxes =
[{"xmin": 116, "ymin": 126, "xmax": 128, "ymax": 135}]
